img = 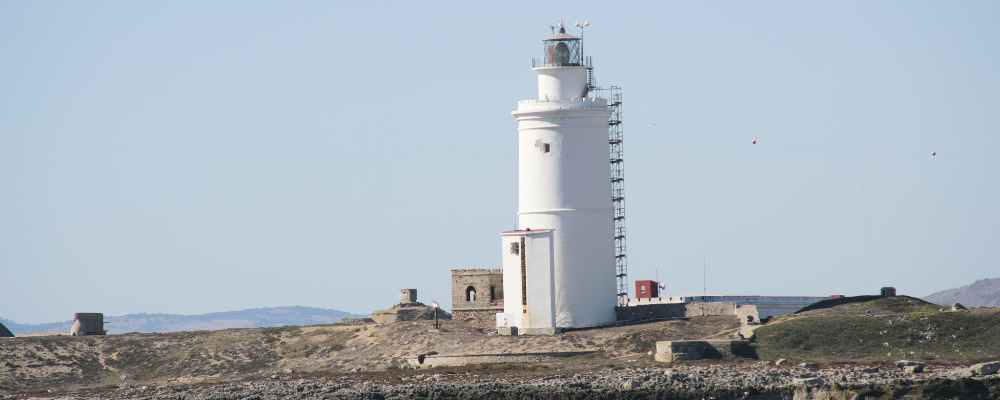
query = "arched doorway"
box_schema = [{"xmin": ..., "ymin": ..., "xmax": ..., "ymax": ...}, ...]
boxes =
[{"xmin": 465, "ymin": 286, "xmax": 477, "ymax": 303}]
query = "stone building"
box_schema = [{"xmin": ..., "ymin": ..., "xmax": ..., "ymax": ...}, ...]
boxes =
[{"xmin": 451, "ymin": 268, "xmax": 503, "ymax": 321}]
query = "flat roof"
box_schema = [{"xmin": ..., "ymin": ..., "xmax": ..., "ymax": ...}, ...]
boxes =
[{"xmin": 500, "ymin": 228, "xmax": 554, "ymax": 236}]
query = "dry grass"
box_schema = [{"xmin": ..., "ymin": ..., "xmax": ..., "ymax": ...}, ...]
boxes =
[{"xmin": 755, "ymin": 298, "xmax": 1000, "ymax": 363}]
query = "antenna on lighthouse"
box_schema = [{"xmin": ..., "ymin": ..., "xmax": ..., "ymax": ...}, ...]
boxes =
[{"xmin": 575, "ymin": 20, "xmax": 590, "ymax": 56}]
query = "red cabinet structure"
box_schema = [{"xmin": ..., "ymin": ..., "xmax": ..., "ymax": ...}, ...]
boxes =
[{"xmin": 635, "ymin": 280, "xmax": 660, "ymax": 299}]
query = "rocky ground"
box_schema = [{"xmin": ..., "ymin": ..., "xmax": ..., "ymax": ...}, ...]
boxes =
[
  {"xmin": 0, "ymin": 316, "xmax": 737, "ymax": 394},
  {"xmin": 7, "ymin": 361, "xmax": 1000, "ymax": 399},
  {"xmin": 5, "ymin": 298, "xmax": 1000, "ymax": 399}
]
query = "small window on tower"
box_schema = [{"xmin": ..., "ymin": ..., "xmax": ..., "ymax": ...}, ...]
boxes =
[
  {"xmin": 542, "ymin": 143, "xmax": 551, "ymax": 153},
  {"xmin": 510, "ymin": 242, "xmax": 520, "ymax": 255}
]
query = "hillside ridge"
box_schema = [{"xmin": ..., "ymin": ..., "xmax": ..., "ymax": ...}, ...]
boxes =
[{"xmin": 1, "ymin": 306, "xmax": 359, "ymax": 335}]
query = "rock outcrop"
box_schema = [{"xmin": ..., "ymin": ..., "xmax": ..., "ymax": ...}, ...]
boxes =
[{"xmin": 970, "ymin": 361, "xmax": 1000, "ymax": 376}]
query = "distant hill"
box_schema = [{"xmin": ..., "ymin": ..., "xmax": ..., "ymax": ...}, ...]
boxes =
[
  {"xmin": 1, "ymin": 306, "xmax": 359, "ymax": 335},
  {"xmin": 925, "ymin": 278, "xmax": 1000, "ymax": 307}
]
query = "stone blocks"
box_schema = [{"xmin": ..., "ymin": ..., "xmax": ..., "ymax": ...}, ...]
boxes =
[
  {"xmin": 399, "ymin": 289, "xmax": 417, "ymax": 304},
  {"xmin": 451, "ymin": 268, "xmax": 503, "ymax": 321}
]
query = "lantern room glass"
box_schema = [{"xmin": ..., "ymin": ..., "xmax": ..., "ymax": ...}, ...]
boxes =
[{"xmin": 542, "ymin": 38, "xmax": 582, "ymax": 67}]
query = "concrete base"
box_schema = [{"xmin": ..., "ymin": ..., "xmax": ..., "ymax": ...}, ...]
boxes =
[
  {"xmin": 408, "ymin": 351, "xmax": 595, "ymax": 368},
  {"xmin": 497, "ymin": 326, "xmax": 518, "ymax": 336},
  {"xmin": 654, "ymin": 340, "xmax": 756, "ymax": 363},
  {"xmin": 521, "ymin": 327, "xmax": 560, "ymax": 335},
  {"xmin": 497, "ymin": 326, "xmax": 560, "ymax": 336}
]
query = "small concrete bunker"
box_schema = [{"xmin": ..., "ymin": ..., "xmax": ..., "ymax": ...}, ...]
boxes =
[
  {"xmin": 408, "ymin": 350, "xmax": 597, "ymax": 368},
  {"xmin": 70, "ymin": 313, "xmax": 106, "ymax": 336},
  {"xmin": 654, "ymin": 340, "xmax": 756, "ymax": 363},
  {"xmin": 0, "ymin": 321, "xmax": 13, "ymax": 338}
]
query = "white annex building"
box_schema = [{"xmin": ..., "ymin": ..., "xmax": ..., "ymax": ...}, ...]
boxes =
[{"xmin": 496, "ymin": 24, "xmax": 619, "ymax": 334}]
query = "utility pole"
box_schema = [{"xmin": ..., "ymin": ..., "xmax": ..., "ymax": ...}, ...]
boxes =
[
  {"xmin": 703, "ymin": 256, "xmax": 707, "ymax": 298},
  {"xmin": 432, "ymin": 301, "xmax": 440, "ymax": 330},
  {"xmin": 702, "ymin": 256, "xmax": 707, "ymax": 317}
]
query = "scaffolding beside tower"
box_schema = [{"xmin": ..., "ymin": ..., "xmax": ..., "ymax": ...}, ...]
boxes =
[
  {"xmin": 607, "ymin": 86, "xmax": 628, "ymax": 306},
  {"xmin": 588, "ymin": 60, "xmax": 629, "ymax": 306}
]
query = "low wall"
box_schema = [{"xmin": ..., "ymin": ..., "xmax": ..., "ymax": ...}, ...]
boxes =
[
  {"xmin": 616, "ymin": 302, "xmax": 743, "ymax": 323},
  {"xmin": 654, "ymin": 340, "xmax": 756, "ymax": 363},
  {"xmin": 408, "ymin": 351, "xmax": 596, "ymax": 368},
  {"xmin": 684, "ymin": 302, "xmax": 737, "ymax": 317},
  {"xmin": 616, "ymin": 303, "xmax": 686, "ymax": 322}
]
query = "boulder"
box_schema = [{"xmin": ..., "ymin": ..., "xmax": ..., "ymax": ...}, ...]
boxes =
[
  {"xmin": 798, "ymin": 362, "xmax": 819, "ymax": 370},
  {"xmin": 0, "ymin": 322, "xmax": 12, "ymax": 338},
  {"xmin": 905, "ymin": 365, "xmax": 925, "ymax": 373},
  {"xmin": 774, "ymin": 359, "xmax": 787, "ymax": 366},
  {"xmin": 952, "ymin": 303, "xmax": 968, "ymax": 311},
  {"xmin": 793, "ymin": 377, "xmax": 823, "ymax": 386},
  {"xmin": 969, "ymin": 361, "xmax": 1000, "ymax": 376}
]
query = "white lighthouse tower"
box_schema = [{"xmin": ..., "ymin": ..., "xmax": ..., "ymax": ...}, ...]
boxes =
[{"xmin": 498, "ymin": 23, "xmax": 617, "ymax": 334}]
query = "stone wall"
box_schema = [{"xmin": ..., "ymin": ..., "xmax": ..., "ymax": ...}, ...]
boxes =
[
  {"xmin": 654, "ymin": 340, "xmax": 756, "ymax": 363},
  {"xmin": 452, "ymin": 308, "xmax": 501, "ymax": 322},
  {"xmin": 451, "ymin": 268, "xmax": 503, "ymax": 320}
]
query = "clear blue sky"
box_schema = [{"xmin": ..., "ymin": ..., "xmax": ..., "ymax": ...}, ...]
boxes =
[{"xmin": 2, "ymin": 1, "xmax": 998, "ymax": 323}]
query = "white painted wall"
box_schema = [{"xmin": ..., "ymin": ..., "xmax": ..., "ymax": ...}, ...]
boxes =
[
  {"xmin": 535, "ymin": 66, "xmax": 588, "ymax": 101},
  {"xmin": 499, "ymin": 230, "xmax": 555, "ymax": 330},
  {"xmin": 503, "ymin": 60, "xmax": 616, "ymax": 329}
]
